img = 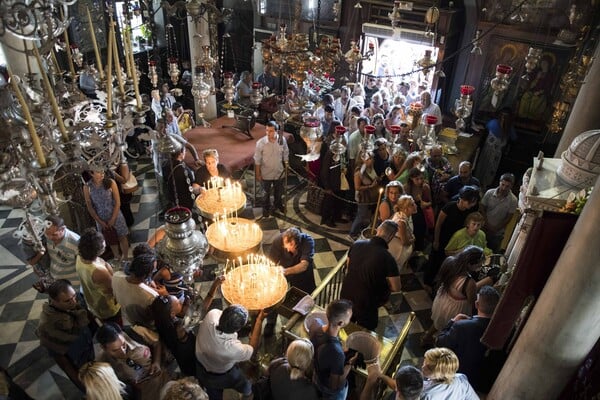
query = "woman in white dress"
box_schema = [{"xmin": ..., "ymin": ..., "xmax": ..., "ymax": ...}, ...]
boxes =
[{"xmin": 388, "ymin": 195, "xmax": 417, "ymax": 273}]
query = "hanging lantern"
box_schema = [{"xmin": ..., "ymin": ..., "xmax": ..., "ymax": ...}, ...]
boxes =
[
  {"xmin": 221, "ymin": 71, "xmax": 235, "ymax": 106},
  {"xmin": 250, "ymin": 82, "xmax": 263, "ymax": 116},
  {"xmin": 191, "ymin": 66, "xmax": 211, "ymax": 122},
  {"xmin": 148, "ymin": 60, "xmax": 158, "ymax": 88},
  {"xmin": 331, "ymin": 125, "xmax": 347, "ymax": 162},
  {"xmin": 421, "ymin": 115, "xmax": 438, "ymax": 150},
  {"xmin": 490, "ymin": 64, "xmax": 512, "ymax": 107},
  {"xmin": 360, "ymin": 125, "xmax": 376, "ymax": 160},
  {"xmin": 169, "ymin": 58, "xmax": 180, "ymax": 85},
  {"xmin": 454, "ymin": 84, "xmax": 475, "ymax": 131},
  {"xmin": 523, "ymin": 47, "xmax": 543, "ymax": 79}
]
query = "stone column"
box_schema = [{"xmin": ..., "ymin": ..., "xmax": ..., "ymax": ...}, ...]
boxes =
[
  {"xmin": 488, "ymin": 174, "xmax": 600, "ymax": 399},
  {"xmin": 555, "ymin": 42, "xmax": 600, "ymax": 156}
]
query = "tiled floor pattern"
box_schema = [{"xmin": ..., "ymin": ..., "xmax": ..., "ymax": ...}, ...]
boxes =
[{"xmin": 0, "ymin": 158, "xmax": 432, "ymax": 399}]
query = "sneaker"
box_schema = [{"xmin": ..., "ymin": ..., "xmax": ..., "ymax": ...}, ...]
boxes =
[{"xmin": 263, "ymin": 323, "xmax": 276, "ymax": 337}]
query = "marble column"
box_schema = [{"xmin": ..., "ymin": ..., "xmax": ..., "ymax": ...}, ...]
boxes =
[
  {"xmin": 488, "ymin": 175, "xmax": 600, "ymax": 399},
  {"xmin": 555, "ymin": 42, "xmax": 600, "ymax": 156}
]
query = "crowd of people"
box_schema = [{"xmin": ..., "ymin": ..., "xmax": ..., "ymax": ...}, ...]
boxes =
[{"xmin": 14, "ymin": 72, "xmax": 525, "ymax": 399}]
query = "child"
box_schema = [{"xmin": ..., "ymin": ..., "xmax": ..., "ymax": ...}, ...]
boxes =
[{"xmin": 445, "ymin": 212, "xmax": 492, "ymax": 256}]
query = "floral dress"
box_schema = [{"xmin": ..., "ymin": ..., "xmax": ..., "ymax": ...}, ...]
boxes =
[{"xmin": 87, "ymin": 181, "xmax": 128, "ymax": 237}]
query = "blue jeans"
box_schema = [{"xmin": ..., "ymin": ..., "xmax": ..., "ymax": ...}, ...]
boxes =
[
  {"xmin": 350, "ymin": 204, "xmax": 372, "ymax": 236},
  {"xmin": 196, "ymin": 361, "xmax": 252, "ymax": 400},
  {"xmin": 261, "ymin": 178, "xmax": 284, "ymax": 212}
]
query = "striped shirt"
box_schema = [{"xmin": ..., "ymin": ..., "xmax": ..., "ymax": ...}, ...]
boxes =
[{"xmin": 47, "ymin": 229, "xmax": 81, "ymax": 289}]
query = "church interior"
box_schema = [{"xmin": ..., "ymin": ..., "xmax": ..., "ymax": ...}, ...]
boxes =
[{"xmin": 1, "ymin": 0, "xmax": 600, "ymax": 398}]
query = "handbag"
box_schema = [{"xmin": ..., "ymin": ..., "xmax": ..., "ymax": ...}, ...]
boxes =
[
  {"xmin": 423, "ymin": 206, "xmax": 435, "ymax": 229},
  {"xmin": 340, "ymin": 172, "xmax": 350, "ymax": 191},
  {"xmin": 101, "ymin": 226, "xmax": 119, "ymax": 246}
]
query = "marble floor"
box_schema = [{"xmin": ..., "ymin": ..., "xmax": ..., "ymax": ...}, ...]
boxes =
[{"xmin": 0, "ymin": 158, "xmax": 433, "ymax": 399}]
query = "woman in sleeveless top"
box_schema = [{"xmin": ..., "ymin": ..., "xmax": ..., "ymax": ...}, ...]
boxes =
[
  {"xmin": 405, "ymin": 167, "xmax": 432, "ymax": 251},
  {"xmin": 83, "ymin": 168, "xmax": 129, "ymax": 261},
  {"xmin": 378, "ymin": 180, "xmax": 404, "ymax": 221},
  {"xmin": 423, "ymin": 246, "xmax": 486, "ymax": 346},
  {"xmin": 389, "ymin": 195, "xmax": 417, "ymax": 273},
  {"xmin": 349, "ymin": 154, "xmax": 380, "ymax": 238}
]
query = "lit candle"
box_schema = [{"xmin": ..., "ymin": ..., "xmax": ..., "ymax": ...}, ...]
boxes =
[
  {"xmin": 109, "ymin": 20, "xmax": 125, "ymax": 98},
  {"xmin": 371, "ymin": 187, "xmax": 385, "ymax": 235},
  {"xmin": 105, "ymin": 26, "xmax": 114, "ymax": 120},
  {"xmin": 8, "ymin": 69, "xmax": 46, "ymax": 167},
  {"xmin": 32, "ymin": 46, "xmax": 68, "ymax": 141},
  {"xmin": 86, "ymin": 7, "xmax": 104, "ymax": 80}
]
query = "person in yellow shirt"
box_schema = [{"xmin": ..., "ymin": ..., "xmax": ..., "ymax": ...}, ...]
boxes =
[{"xmin": 172, "ymin": 102, "xmax": 195, "ymax": 134}]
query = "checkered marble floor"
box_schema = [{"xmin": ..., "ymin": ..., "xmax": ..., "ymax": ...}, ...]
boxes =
[{"xmin": 0, "ymin": 158, "xmax": 433, "ymax": 399}]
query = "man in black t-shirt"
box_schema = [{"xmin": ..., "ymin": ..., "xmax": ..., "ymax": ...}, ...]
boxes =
[
  {"xmin": 309, "ymin": 299, "xmax": 356, "ymax": 400},
  {"xmin": 340, "ymin": 220, "xmax": 402, "ymax": 331}
]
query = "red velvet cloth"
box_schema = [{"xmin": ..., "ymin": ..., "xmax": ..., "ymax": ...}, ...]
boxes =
[{"xmin": 184, "ymin": 116, "xmax": 293, "ymax": 172}]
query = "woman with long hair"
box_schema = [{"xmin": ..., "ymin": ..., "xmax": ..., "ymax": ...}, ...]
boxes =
[
  {"xmin": 421, "ymin": 347, "xmax": 478, "ymax": 399},
  {"xmin": 83, "ymin": 167, "xmax": 130, "ymax": 261},
  {"xmin": 268, "ymin": 339, "xmax": 319, "ymax": 400},
  {"xmin": 388, "ymin": 195, "xmax": 417, "ymax": 273},
  {"xmin": 79, "ymin": 361, "xmax": 128, "ymax": 400},
  {"xmin": 349, "ymin": 153, "xmax": 380, "ymax": 240},
  {"xmin": 396, "ymin": 152, "xmax": 423, "ymax": 185},
  {"xmin": 422, "ymin": 246, "xmax": 487, "ymax": 346},
  {"xmin": 379, "ymin": 180, "xmax": 404, "ymax": 221},
  {"xmin": 405, "ymin": 167, "xmax": 432, "ymax": 251}
]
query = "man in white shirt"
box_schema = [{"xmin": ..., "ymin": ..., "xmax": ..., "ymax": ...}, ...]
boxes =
[
  {"xmin": 44, "ymin": 216, "xmax": 81, "ymax": 290},
  {"xmin": 421, "ymin": 92, "xmax": 443, "ymax": 133},
  {"xmin": 481, "ymin": 173, "xmax": 518, "ymax": 252},
  {"xmin": 195, "ymin": 305, "xmax": 266, "ymax": 399},
  {"xmin": 254, "ymin": 121, "xmax": 289, "ymax": 217},
  {"xmin": 333, "ymin": 86, "xmax": 357, "ymax": 127}
]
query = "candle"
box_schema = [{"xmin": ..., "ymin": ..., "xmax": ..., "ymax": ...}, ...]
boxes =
[
  {"xmin": 50, "ymin": 49, "xmax": 62, "ymax": 75},
  {"xmin": 86, "ymin": 7, "xmax": 104, "ymax": 80},
  {"xmin": 8, "ymin": 69, "xmax": 46, "ymax": 167},
  {"xmin": 122, "ymin": 29, "xmax": 132, "ymax": 79},
  {"xmin": 126, "ymin": 28, "xmax": 142, "ymax": 109},
  {"xmin": 59, "ymin": 8, "xmax": 76, "ymax": 80},
  {"xmin": 32, "ymin": 46, "xmax": 68, "ymax": 141},
  {"xmin": 371, "ymin": 188, "xmax": 385, "ymax": 235},
  {"xmin": 109, "ymin": 20, "xmax": 125, "ymax": 98},
  {"xmin": 105, "ymin": 26, "xmax": 113, "ymax": 120}
]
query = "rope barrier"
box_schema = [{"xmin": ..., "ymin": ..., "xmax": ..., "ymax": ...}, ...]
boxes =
[{"xmin": 285, "ymin": 164, "xmax": 381, "ymax": 206}]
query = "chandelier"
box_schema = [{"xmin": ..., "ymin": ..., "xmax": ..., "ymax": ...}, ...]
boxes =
[
  {"xmin": 221, "ymin": 254, "xmax": 288, "ymax": 311},
  {"xmin": 0, "ymin": 2, "xmax": 157, "ymax": 252},
  {"xmin": 261, "ymin": 23, "xmax": 341, "ymax": 91}
]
